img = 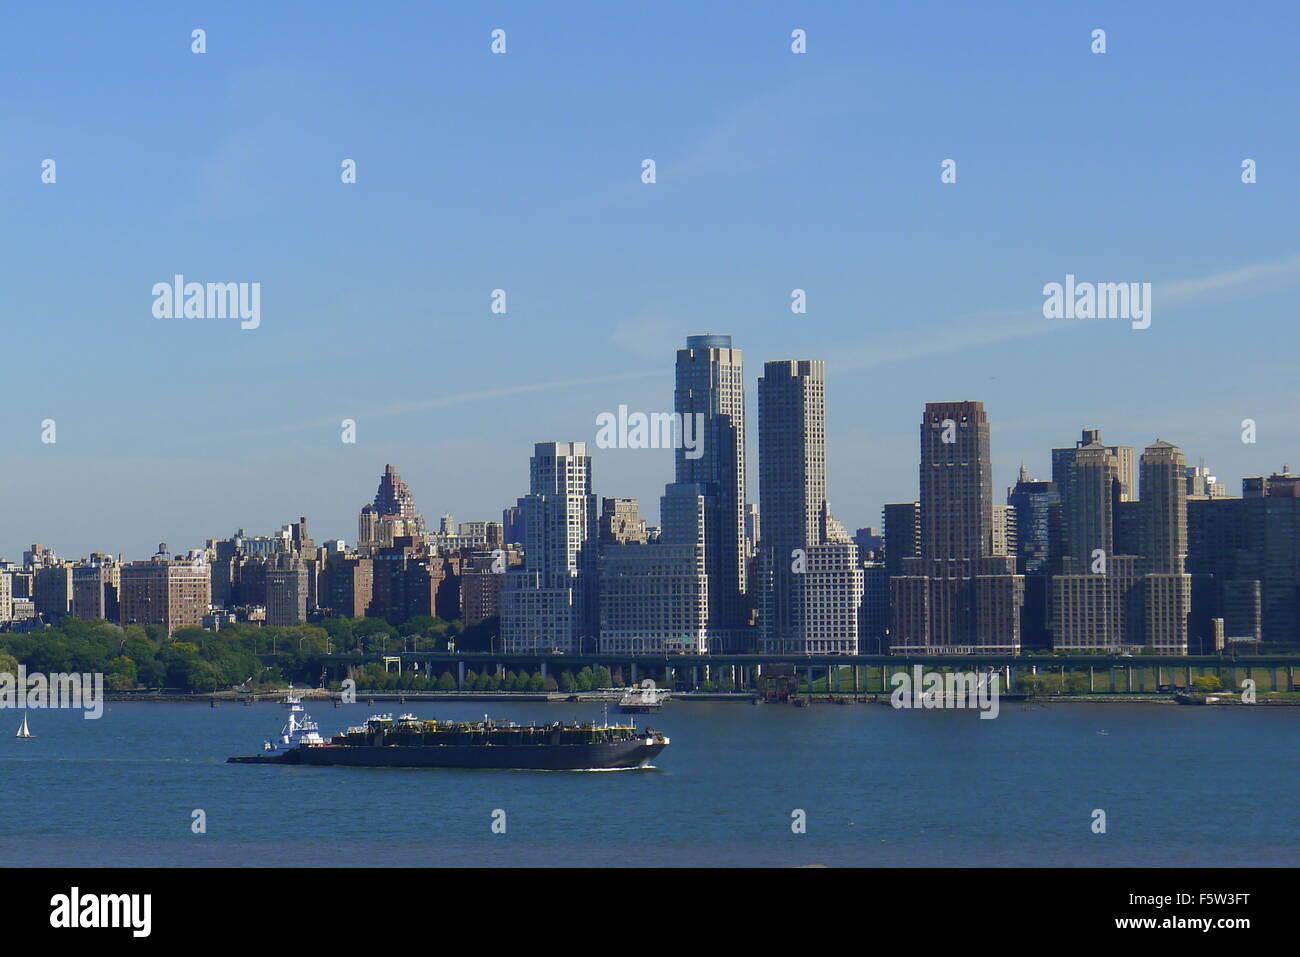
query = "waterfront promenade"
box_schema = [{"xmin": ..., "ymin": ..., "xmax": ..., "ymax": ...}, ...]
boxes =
[{"xmin": 285, "ymin": 651, "xmax": 1300, "ymax": 696}]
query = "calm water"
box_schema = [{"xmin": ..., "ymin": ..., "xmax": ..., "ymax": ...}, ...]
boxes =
[{"xmin": 0, "ymin": 699, "xmax": 1295, "ymax": 867}]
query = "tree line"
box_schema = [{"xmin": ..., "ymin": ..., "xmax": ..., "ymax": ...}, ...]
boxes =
[{"xmin": 0, "ymin": 614, "xmax": 499, "ymax": 694}]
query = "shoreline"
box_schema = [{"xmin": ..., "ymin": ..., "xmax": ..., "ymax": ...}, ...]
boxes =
[{"xmin": 100, "ymin": 691, "xmax": 1300, "ymax": 707}]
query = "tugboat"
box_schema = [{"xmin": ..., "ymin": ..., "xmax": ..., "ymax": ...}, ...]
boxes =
[
  {"xmin": 229, "ymin": 706, "xmax": 669, "ymax": 771},
  {"xmin": 255, "ymin": 693, "xmax": 327, "ymax": 759}
]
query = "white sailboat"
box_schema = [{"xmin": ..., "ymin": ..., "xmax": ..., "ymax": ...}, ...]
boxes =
[{"xmin": 16, "ymin": 713, "xmax": 33, "ymax": 738}]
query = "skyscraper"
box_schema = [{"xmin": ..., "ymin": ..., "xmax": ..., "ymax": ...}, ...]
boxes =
[
  {"xmin": 358, "ymin": 465, "xmax": 426, "ymax": 555},
  {"xmin": 891, "ymin": 401, "xmax": 1022, "ymax": 652},
  {"xmin": 667, "ymin": 334, "xmax": 748, "ymax": 649},
  {"xmin": 1007, "ymin": 467, "xmax": 1059, "ymax": 576},
  {"xmin": 1007, "ymin": 467, "xmax": 1059, "ymax": 650},
  {"xmin": 1063, "ymin": 442, "xmax": 1121, "ymax": 569},
  {"xmin": 1140, "ymin": 440, "xmax": 1191, "ymax": 653},
  {"xmin": 1052, "ymin": 429, "xmax": 1135, "ymax": 503},
  {"xmin": 919, "ymin": 401, "xmax": 994, "ymax": 562},
  {"xmin": 1140, "ymin": 440, "xmax": 1188, "ymax": 575},
  {"xmin": 373, "ymin": 464, "xmax": 416, "ymax": 518},
  {"xmin": 757, "ymin": 360, "xmax": 861, "ymax": 653},
  {"xmin": 882, "ymin": 502, "xmax": 920, "ymax": 578},
  {"xmin": 501, "ymin": 442, "xmax": 597, "ymax": 653},
  {"xmin": 1051, "ymin": 438, "xmax": 1192, "ymax": 652}
]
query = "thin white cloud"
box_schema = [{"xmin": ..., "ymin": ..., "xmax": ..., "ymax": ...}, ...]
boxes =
[
  {"xmin": 834, "ymin": 252, "xmax": 1300, "ymax": 374},
  {"xmin": 1156, "ymin": 253, "xmax": 1300, "ymax": 303},
  {"xmin": 250, "ymin": 370, "xmax": 662, "ymax": 435}
]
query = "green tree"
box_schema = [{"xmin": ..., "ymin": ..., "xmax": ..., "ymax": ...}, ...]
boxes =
[
  {"xmin": 185, "ymin": 661, "xmax": 222, "ymax": 693},
  {"xmin": 320, "ymin": 617, "xmax": 356, "ymax": 651},
  {"xmin": 106, "ymin": 656, "xmax": 138, "ymax": 691},
  {"xmin": 458, "ymin": 615, "xmax": 499, "ymax": 653}
]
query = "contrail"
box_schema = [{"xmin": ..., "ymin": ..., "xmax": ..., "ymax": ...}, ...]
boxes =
[{"xmin": 250, "ymin": 370, "xmax": 663, "ymax": 435}]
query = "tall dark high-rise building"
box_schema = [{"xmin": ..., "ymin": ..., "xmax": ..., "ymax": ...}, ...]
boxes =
[
  {"xmin": 1188, "ymin": 471, "xmax": 1300, "ymax": 649},
  {"xmin": 1007, "ymin": 467, "xmax": 1059, "ymax": 649},
  {"xmin": 919, "ymin": 401, "xmax": 993, "ymax": 562},
  {"xmin": 758, "ymin": 360, "xmax": 825, "ymax": 558},
  {"xmin": 664, "ymin": 334, "xmax": 747, "ymax": 649},
  {"xmin": 890, "ymin": 400, "xmax": 1022, "ymax": 652},
  {"xmin": 1007, "ymin": 466, "xmax": 1058, "ymax": 576},
  {"xmin": 882, "ymin": 502, "xmax": 920, "ymax": 578}
]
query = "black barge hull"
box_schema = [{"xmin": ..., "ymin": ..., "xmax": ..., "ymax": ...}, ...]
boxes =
[{"xmin": 229, "ymin": 739, "xmax": 665, "ymax": 770}]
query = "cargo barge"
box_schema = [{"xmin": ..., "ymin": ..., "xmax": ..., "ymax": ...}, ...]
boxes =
[{"xmin": 228, "ymin": 699, "xmax": 668, "ymax": 770}]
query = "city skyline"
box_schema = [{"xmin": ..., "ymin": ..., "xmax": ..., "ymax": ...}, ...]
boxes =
[
  {"xmin": 3, "ymin": 2, "xmax": 1297, "ymax": 560},
  {"xmin": 3, "ymin": 336, "xmax": 1290, "ymax": 564},
  {"xmin": 2, "ymin": 380, "xmax": 1293, "ymax": 566}
]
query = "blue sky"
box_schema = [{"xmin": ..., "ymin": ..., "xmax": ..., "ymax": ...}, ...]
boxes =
[{"xmin": 2, "ymin": 1, "xmax": 1298, "ymax": 560}]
